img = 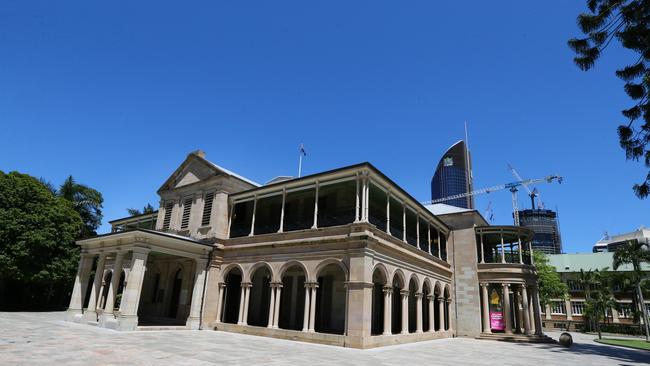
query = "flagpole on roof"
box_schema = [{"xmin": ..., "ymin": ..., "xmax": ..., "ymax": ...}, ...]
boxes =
[{"xmin": 298, "ymin": 143, "xmax": 306, "ymax": 178}]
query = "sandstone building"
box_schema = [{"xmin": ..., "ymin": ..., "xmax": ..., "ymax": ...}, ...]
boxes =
[{"xmin": 66, "ymin": 151, "xmax": 546, "ymax": 348}]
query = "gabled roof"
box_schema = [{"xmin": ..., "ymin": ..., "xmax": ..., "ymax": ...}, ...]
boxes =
[
  {"xmin": 547, "ymin": 252, "xmax": 650, "ymax": 273},
  {"xmin": 157, "ymin": 150, "xmax": 260, "ymax": 193}
]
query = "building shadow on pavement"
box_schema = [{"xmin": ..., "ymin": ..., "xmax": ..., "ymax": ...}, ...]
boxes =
[{"xmin": 512, "ymin": 340, "xmax": 649, "ymax": 365}]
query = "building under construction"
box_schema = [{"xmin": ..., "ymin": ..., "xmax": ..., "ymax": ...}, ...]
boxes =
[{"xmin": 517, "ymin": 209, "xmax": 562, "ymax": 255}]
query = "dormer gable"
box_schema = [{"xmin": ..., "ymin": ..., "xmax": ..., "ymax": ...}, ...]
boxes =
[{"xmin": 157, "ymin": 150, "xmax": 259, "ymax": 194}]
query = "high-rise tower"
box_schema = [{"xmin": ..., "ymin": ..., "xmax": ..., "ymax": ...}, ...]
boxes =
[{"xmin": 431, "ymin": 140, "xmax": 474, "ymax": 209}]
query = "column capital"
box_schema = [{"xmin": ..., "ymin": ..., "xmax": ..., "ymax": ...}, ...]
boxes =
[
  {"xmin": 304, "ymin": 282, "xmax": 319, "ymax": 289},
  {"xmin": 218, "ymin": 282, "xmax": 227, "ymax": 289},
  {"xmin": 400, "ymin": 289, "xmax": 410, "ymax": 297},
  {"xmin": 240, "ymin": 282, "xmax": 253, "ymax": 288},
  {"xmin": 382, "ymin": 286, "xmax": 393, "ymax": 294},
  {"xmin": 415, "ymin": 292, "xmax": 423, "ymax": 299},
  {"xmin": 502, "ymin": 283, "xmax": 510, "ymax": 288},
  {"xmin": 270, "ymin": 282, "xmax": 283, "ymax": 288},
  {"xmin": 426, "ymin": 294, "xmax": 434, "ymax": 300},
  {"xmin": 480, "ymin": 282, "xmax": 490, "ymax": 288}
]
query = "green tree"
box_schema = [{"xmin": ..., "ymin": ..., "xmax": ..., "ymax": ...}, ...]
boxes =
[
  {"xmin": 613, "ymin": 239, "xmax": 650, "ymax": 341},
  {"xmin": 533, "ymin": 250, "xmax": 568, "ymax": 306},
  {"xmin": 569, "ymin": 0, "xmax": 650, "ymax": 198},
  {"xmin": 58, "ymin": 176, "xmax": 103, "ymax": 238},
  {"xmin": 126, "ymin": 203, "xmax": 155, "ymax": 216},
  {"xmin": 585, "ymin": 284, "xmax": 619, "ymax": 339},
  {"xmin": 0, "ymin": 171, "xmax": 83, "ymax": 309}
]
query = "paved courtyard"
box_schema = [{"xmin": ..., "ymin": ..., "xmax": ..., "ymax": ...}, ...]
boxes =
[{"xmin": 0, "ymin": 312, "xmax": 648, "ymax": 365}]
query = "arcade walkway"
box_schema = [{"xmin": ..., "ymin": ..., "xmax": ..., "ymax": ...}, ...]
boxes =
[{"xmin": 1, "ymin": 312, "xmax": 647, "ymax": 366}]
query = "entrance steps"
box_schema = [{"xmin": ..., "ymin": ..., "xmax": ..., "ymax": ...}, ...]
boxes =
[{"xmin": 477, "ymin": 333, "xmax": 555, "ymax": 343}]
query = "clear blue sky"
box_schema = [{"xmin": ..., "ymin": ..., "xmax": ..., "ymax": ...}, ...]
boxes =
[{"xmin": 1, "ymin": 1, "xmax": 647, "ymax": 253}]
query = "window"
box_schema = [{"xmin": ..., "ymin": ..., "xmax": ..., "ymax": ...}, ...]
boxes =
[
  {"xmin": 230, "ymin": 200, "xmax": 254, "ymax": 238},
  {"xmin": 162, "ymin": 201, "xmax": 174, "ymax": 230},
  {"xmin": 254, "ymin": 194, "xmax": 282, "ymax": 235},
  {"xmin": 418, "ymin": 219, "xmax": 429, "ymax": 252},
  {"xmin": 283, "ymin": 188, "xmax": 315, "ymax": 232},
  {"xmin": 551, "ymin": 301, "xmax": 566, "ymax": 314},
  {"xmin": 571, "ymin": 301, "xmax": 584, "ymax": 315},
  {"xmin": 181, "ymin": 198, "xmax": 192, "ymax": 229},
  {"xmin": 317, "ymin": 180, "xmax": 356, "ymax": 227},
  {"xmin": 388, "ymin": 197, "xmax": 403, "ymax": 241},
  {"xmin": 201, "ymin": 192, "xmax": 214, "ymax": 226},
  {"xmin": 405, "ymin": 209, "xmax": 417, "ymax": 246},
  {"xmin": 566, "ymin": 280, "xmax": 584, "ymax": 292},
  {"xmin": 619, "ymin": 303, "xmax": 632, "ymax": 318},
  {"xmin": 368, "ymin": 184, "xmax": 387, "ymax": 231},
  {"xmin": 430, "ymin": 227, "xmax": 439, "ymax": 257},
  {"xmin": 440, "ymin": 234, "xmax": 447, "ymax": 261}
]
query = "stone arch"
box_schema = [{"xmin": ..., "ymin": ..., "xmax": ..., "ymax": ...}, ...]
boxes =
[
  {"xmin": 371, "ymin": 263, "xmax": 389, "ymax": 336},
  {"xmin": 390, "ymin": 269, "xmax": 406, "ymax": 290},
  {"xmin": 391, "ymin": 269, "xmax": 406, "ymax": 334},
  {"xmin": 278, "ymin": 263, "xmax": 307, "ymax": 331},
  {"xmin": 221, "ymin": 264, "xmax": 244, "ymax": 324},
  {"xmin": 220, "ymin": 263, "xmax": 245, "ymax": 283},
  {"xmin": 247, "ymin": 263, "xmax": 273, "ymax": 327},
  {"xmin": 433, "ymin": 280, "xmax": 443, "ymax": 331},
  {"xmin": 444, "ymin": 283, "xmax": 451, "ymax": 330},
  {"xmin": 408, "ymin": 275, "xmax": 419, "ymax": 333},
  {"xmin": 277, "ymin": 260, "xmax": 308, "ymax": 283},
  {"xmin": 314, "ymin": 262, "xmax": 347, "ymax": 334},
  {"xmin": 246, "ymin": 261, "xmax": 274, "ymax": 283},
  {"xmin": 422, "ymin": 279, "xmax": 432, "ymax": 332},
  {"xmin": 313, "ymin": 258, "xmax": 348, "ymax": 282},
  {"xmin": 372, "ymin": 263, "xmax": 389, "ymax": 285}
]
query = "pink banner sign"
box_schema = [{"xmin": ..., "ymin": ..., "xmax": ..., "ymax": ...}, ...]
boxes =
[{"xmin": 490, "ymin": 311, "xmax": 504, "ymax": 331}]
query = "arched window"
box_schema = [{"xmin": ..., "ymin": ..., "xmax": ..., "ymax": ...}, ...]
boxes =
[
  {"xmin": 222, "ymin": 268, "xmax": 242, "ymax": 324},
  {"xmin": 371, "ymin": 268, "xmax": 387, "ymax": 335},
  {"xmin": 315, "ymin": 264, "xmax": 346, "ymax": 335},
  {"xmin": 391, "ymin": 274, "xmax": 404, "ymax": 334},
  {"xmin": 247, "ymin": 266, "xmax": 272, "ymax": 327}
]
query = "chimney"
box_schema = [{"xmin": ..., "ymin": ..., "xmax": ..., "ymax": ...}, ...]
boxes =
[{"xmin": 192, "ymin": 149, "xmax": 206, "ymax": 158}]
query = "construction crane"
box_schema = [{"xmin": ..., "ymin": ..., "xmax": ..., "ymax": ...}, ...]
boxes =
[
  {"xmin": 508, "ymin": 164, "xmax": 541, "ymax": 209},
  {"xmin": 423, "ymin": 174, "xmax": 563, "ymax": 226}
]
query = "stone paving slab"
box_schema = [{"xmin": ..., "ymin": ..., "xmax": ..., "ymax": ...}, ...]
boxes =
[{"xmin": 0, "ymin": 312, "xmax": 648, "ymax": 365}]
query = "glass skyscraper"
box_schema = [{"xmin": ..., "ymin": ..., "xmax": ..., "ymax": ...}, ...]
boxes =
[
  {"xmin": 517, "ymin": 209, "xmax": 563, "ymax": 254},
  {"xmin": 431, "ymin": 140, "xmax": 474, "ymax": 209}
]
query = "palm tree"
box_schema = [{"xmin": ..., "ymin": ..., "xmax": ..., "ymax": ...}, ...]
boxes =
[
  {"xmin": 585, "ymin": 286, "xmax": 618, "ymax": 340},
  {"xmin": 613, "ymin": 240, "xmax": 650, "ymax": 342},
  {"xmin": 58, "ymin": 175, "xmax": 103, "ymax": 238}
]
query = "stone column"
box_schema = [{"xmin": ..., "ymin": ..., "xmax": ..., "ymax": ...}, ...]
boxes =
[
  {"xmin": 518, "ymin": 237, "xmax": 523, "ymax": 264},
  {"xmin": 66, "ymin": 253, "xmax": 94, "ymax": 321},
  {"xmin": 382, "ymin": 287, "xmax": 392, "ymax": 335},
  {"xmin": 302, "ymin": 283, "xmax": 311, "ymax": 332},
  {"xmin": 267, "ymin": 284, "xmax": 276, "ymax": 329},
  {"xmin": 308, "ymin": 284, "xmax": 318, "ymax": 332},
  {"xmin": 241, "ymin": 283, "xmax": 252, "ymax": 325},
  {"xmin": 215, "ymin": 283, "xmax": 226, "ymax": 322},
  {"xmin": 502, "ymin": 283, "xmax": 512, "ymax": 334},
  {"xmin": 565, "ymin": 298, "xmax": 573, "ymax": 321},
  {"xmin": 103, "ymin": 252, "xmax": 124, "ymax": 314},
  {"xmin": 249, "ymin": 197, "xmax": 257, "ymax": 236},
  {"xmin": 83, "ymin": 253, "xmax": 107, "ymax": 322},
  {"xmin": 186, "ymin": 258, "xmax": 208, "ymax": 329},
  {"xmin": 521, "ymin": 286, "xmax": 531, "ymax": 335},
  {"xmin": 311, "ymin": 182, "xmax": 319, "ymax": 229},
  {"xmin": 481, "ymin": 283, "xmax": 491, "ymax": 333},
  {"xmin": 400, "ymin": 290, "xmax": 409, "ymax": 334},
  {"xmin": 427, "ymin": 294, "xmax": 435, "ymax": 332},
  {"xmin": 545, "ymin": 304, "xmax": 552, "ymax": 320},
  {"xmin": 514, "ymin": 288, "xmax": 522, "ymax": 333},
  {"xmin": 116, "ymin": 248, "xmax": 149, "ymax": 331},
  {"xmin": 354, "ymin": 173, "xmax": 360, "ymax": 222},
  {"xmin": 612, "ymin": 307, "xmax": 620, "ymax": 323},
  {"xmin": 278, "ymin": 189, "xmax": 286, "ymax": 233},
  {"xmin": 446, "ymin": 299, "xmax": 453, "ymax": 332},
  {"xmin": 273, "ymin": 284, "xmax": 282, "ymax": 329},
  {"xmin": 415, "ymin": 293, "xmax": 423, "ymax": 333},
  {"xmin": 500, "ymin": 233, "xmax": 506, "ymax": 264},
  {"xmin": 437, "ymin": 296, "xmax": 444, "ymax": 331},
  {"xmin": 481, "ymin": 234, "xmax": 485, "ymax": 263},
  {"xmin": 386, "ymin": 192, "xmax": 391, "ymax": 235},
  {"xmin": 532, "ymin": 285, "xmax": 543, "ymax": 335},
  {"xmin": 237, "ymin": 283, "xmax": 246, "ymax": 325},
  {"xmin": 528, "ymin": 292, "xmax": 536, "ymax": 333}
]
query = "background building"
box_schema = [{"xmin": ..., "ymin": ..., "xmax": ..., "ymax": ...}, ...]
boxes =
[
  {"xmin": 592, "ymin": 226, "xmax": 650, "ymax": 253},
  {"xmin": 431, "ymin": 140, "xmax": 474, "ymax": 209},
  {"xmin": 544, "ymin": 252, "xmax": 650, "ymax": 331},
  {"xmin": 517, "ymin": 209, "xmax": 562, "ymax": 255}
]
